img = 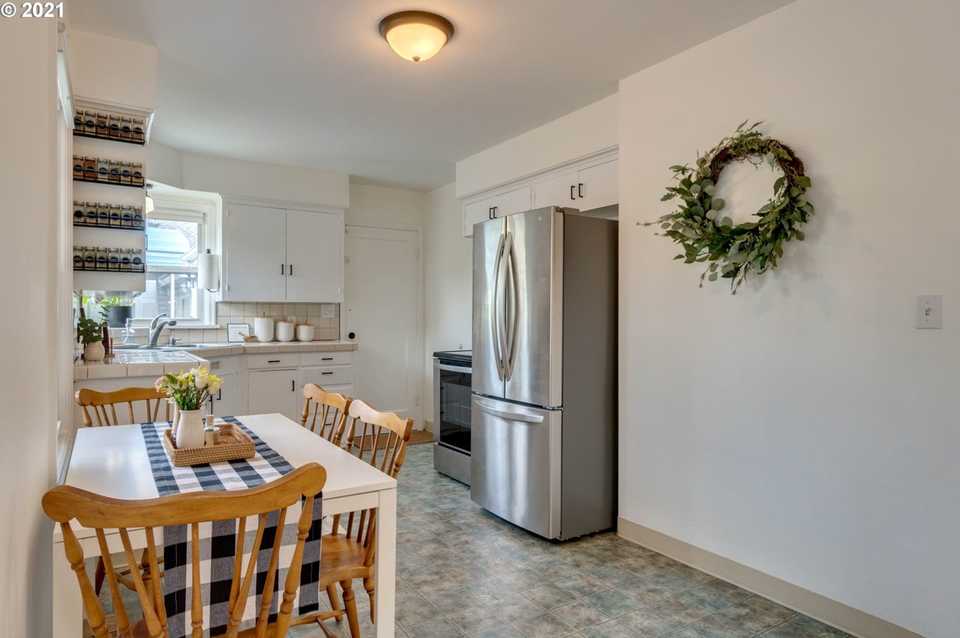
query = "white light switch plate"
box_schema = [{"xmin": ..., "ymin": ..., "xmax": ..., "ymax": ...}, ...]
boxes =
[
  {"xmin": 320, "ymin": 304, "xmax": 336, "ymax": 319},
  {"xmin": 916, "ymin": 295, "xmax": 943, "ymax": 329}
]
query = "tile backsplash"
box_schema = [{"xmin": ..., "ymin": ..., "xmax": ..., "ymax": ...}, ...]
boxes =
[
  {"xmin": 112, "ymin": 302, "xmax": 340, "ymax": 344},
  {"xmin": 216, "ymin": 302, "xmax": 340, "ymax": 341}
]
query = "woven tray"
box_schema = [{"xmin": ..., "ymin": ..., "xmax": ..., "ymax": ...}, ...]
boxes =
[{"xmin": 163, "ymin": 423, "xmax": 255, "ymax": 467}]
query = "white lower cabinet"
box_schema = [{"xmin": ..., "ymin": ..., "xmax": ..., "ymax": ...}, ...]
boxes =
[
  {"xmin": 248, "ymin": 368, "xmax": 301, "ymax": 423},
  {"xmin": 211, "ymin": 370, "xmax": 244, "ymax": 417},
  {"xmin": 299, "ymin": 366, "xmax": 354, "ymax": 398}
]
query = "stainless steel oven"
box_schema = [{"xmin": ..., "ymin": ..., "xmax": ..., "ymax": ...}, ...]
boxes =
[{"xmin": 433, "ymin": 350, "xmax": 472, "ymax": 485}]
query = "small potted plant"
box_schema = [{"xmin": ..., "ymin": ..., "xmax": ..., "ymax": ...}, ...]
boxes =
[
  {"xmin": 156, "ymin": 367, "xmax": 222, "ymax": 449},
  {"xmin": 78, "ymin": 317, "xmax": 106, "ymax": 362},
  {"xmin": 99, "ymin": 294, "xmax": 134, "ymax": 328}
]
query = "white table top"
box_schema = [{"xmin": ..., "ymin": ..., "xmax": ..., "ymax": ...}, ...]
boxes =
[{"xmin": 63, "ymin": 413, "xmax": 396, "ymax": 501}]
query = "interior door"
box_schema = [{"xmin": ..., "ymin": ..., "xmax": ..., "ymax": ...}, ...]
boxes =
[
  {"xmin": 472, "ymin": 216, "xmax": 505, "ymax": 400},
  {"xmin": 222, "ymin": 203, "xmax": 286, "ymax": 302},
  {"xmin": 504, "ymin": 209, "xmax": 562, "ymax": 408},
  {"xmin": 470, "ymin": 396, "xmax": 561, "ymax": 539},
  {"xmin": 344, "ymin": 226, "xmax": 421, "ymax": 420},
  {"xmin": 285, "ymin": 209, "xmax": 344, "ymax": 302}
]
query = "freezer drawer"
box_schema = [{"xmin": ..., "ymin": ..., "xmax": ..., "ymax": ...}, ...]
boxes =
[{"xmin": 470, "ymin": 396, "xmax": 561, "ymax": 539}]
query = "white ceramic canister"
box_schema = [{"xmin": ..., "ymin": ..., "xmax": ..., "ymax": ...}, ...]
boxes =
[
  {"xmin": 296, "ymin": 324, "xmax": 315, "ymax": 342},
  {"xmin": 276, "ymin": 321, "xmax": 295, "ymax": 342},
  {"xmin": 254, "ymin": 317, "xmax": 275, "ymax": 342}
]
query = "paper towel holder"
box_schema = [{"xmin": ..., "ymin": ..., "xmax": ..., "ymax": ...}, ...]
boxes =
[{"xmin": 198, "ymin": 248, "xmax": 221, "ymax": 293}]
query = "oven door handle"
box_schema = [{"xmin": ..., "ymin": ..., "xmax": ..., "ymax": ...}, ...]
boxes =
[{"xmin": 438, "ymin": 364, "xmax": 472, "ymax": 374}]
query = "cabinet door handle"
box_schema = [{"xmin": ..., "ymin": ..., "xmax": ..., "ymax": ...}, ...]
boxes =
[
  {"xmin": 578, "ymin": 183, "xmax": 584, "ymax": 198},
  {"xmin": 492, "ymin": 206, "xmax": 498, "ymax": 218},
  {"xmin": 281, "ymin": 263, "xmax": 285, "ymax": 275},
  {"xmin": 488, "ymin": 206, "xmax": 493, "ymax": 219},
  {"xmin": 570, "ymin": 185, "xmax": 576, "ymax": 201},
  {"xmin": 267, "ymin": 359, "xmax": 281, "ymax": 364},
  {"xmin": 321, "ymin": 357, "xmax": 333, "ymax": 361},
  {"xmin": 321, "ymin": 371, "xmax": 334, "ymax": 376},
  {"xmin": 217, "ymin": 388, "xmax": 222, "ymax": 401},
  {"xmin": 291, "ymin": 379, "xmax": 296, "ymax": 391},
  {"xmin": 289, "ymin": 264, "xmax": 294, "ymax": 276}
]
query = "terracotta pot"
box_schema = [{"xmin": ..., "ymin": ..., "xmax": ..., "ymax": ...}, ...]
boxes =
[
  {"xmin": 175, "ymin": 409, "xmax": 205, "ymax": 449},
  {"xmin": 83, "ymin": 341, "xmax": 105, "ymax": 362}
]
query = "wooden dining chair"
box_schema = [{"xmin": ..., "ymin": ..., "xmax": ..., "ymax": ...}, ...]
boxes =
[
  {"xmin": 75, "ymin": 387, "xmax": 172, "ymax": 427},
  {"xmin": 75, "ymin": 386, "xmax": 173, "ymax": 598},
  {"xmin": 42, "ymin": 463, "xmax": 341, "ymax": 638},
  {"xmin": 322, "ymin": 400, "xmax": 413, "ymax": 636},
  {"xmin": 300, "ymin": 383, "xmax": 352, "ymax": 444}
]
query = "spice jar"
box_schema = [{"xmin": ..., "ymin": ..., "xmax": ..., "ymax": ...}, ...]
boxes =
[
  {"xmin": 132, "ymin": 163, "xmax": 144, "ymax": 187},
  {"xmin": 108, "ymin": 114, "xmax": 121, "ymax": 139},
  {"xmin": 96, "ymin": 111, "xmax": 108, "ymax": 137},
  {"xmin": 132, "ymin": 207, "xmax": 144, "ymax": 229},
  {"xmin": 133, "ymin": 118, "xmax": 145, "ymax": 144},
  {"xmin": 131, "ymin": 249, "xmax": 144, "ymax": 272},
  {"xmin": 108, "ymin": 248, "xmax": 120, "ymax": 271},
  {"xmin": 72, "ymin": 156, "xmax": 83, "ymax": 180},
  {"xmin": 83, "ymin": 246, "xmax": 97, "ymax": 271},
  {"xmin": 73, "ymin": 201, "xmax": 84, "ymax": 225},
  {"xmin": 120, "ymin": 116, "xmax": 132, "ymax": 141},
  {"xmin": 83, "ymin": 110, "xmax": 96, "ymax": 135},
  {"xmin": 121, "ymin": 207, "xmax": 133, "ymax": 228},
  {"xmin": 110, "ymin": 205, "xmax": 122, "ymax": 227},
  {"xmin": 120, "ymin": 162, "xmax": 132, "ymax": 185},
  {"xmin": 95, "ymin": 247, "xmax": 109, "ymax": 271},
  {"xmin": 109, "ymin": 160, "xmax": 121, "ymax": 184},
  {"xmin": 84, "ymin": 204, "xmax": 98, "ymax": 226},
  {"xmin": 120, "ymin": 249, "xmax": 131, "ymax": 272},
  {"xmin": 73, "ymin": 246, "xmax": 84, "ymax": 271},
  {"xmin": 97, "ymin": 203, "xmax": 110, "ymax": 226}
]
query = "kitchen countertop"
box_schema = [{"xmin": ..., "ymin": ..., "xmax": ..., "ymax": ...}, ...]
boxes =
[
  {"xmin": 74, "ymin": 341, "xmax": 357, "ymax": 381},
  {"xmin": 183, "ymin": 340, "xmax": 358, "ymax": 358},
  {"xmin": 74, "ymin": 349, "xmax": 209, "ymax": 381}
]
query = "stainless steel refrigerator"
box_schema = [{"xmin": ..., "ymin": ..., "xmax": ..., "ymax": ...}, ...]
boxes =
[{"xmin": 471, "ymin": 206, "xmax": 617, "ymax": 540}]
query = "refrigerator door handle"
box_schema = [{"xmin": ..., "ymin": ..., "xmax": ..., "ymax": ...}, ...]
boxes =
[
  {"xmin": 503, "ymin": 233, "xmax": 519, "ymax": 380},
  {"xmin": 474, "ymin": 398, "xmax": 545, "ymax": 423},
  {"xmin": 491, "ymin": 231, "xmax": 507, "ymax": 380}
]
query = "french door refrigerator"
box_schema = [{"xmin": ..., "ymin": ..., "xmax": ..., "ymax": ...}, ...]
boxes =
[{"xmin": 471, "ymin": 206, "xmax": 617, "ymax": 540}]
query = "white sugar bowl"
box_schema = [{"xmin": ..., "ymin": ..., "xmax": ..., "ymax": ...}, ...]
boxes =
[
  {"xmin": 296, "ymin": 324, "xmax": 315, "ymax": 342},
  {"xmin": 276, "ymin": 321, "xmax": 295, "ymax": 342}
]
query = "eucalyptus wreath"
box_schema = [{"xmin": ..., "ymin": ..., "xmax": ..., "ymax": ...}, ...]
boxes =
[{"xmin": 648, "ymin": 121, "xmax": 814, "ymax": 293}]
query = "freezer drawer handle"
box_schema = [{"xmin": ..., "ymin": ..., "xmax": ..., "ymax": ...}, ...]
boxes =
[{"xmin": 474, "ymin": 398, "xmax": 544, "ymax": 423}]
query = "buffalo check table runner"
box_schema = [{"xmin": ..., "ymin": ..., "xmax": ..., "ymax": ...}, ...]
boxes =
[{"xmin": 140, "ymin": 417, "xmax": 323, "ymax": 638}]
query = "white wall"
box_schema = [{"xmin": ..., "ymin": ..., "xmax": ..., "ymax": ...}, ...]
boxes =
[
  {"xmin": 0, "ymin": 17, "xmax": 58, "ymax": 638},
  {"xmin": 456, "ymin": 94, "xmax": 618, "ymax": 198},
  {"xmin": 67, "ymin": 30, "xmax": 158, "ymax": 107},
  {"xmin": 181, "ymin": 152, "xmax": 349, "ymax": 209},
  {"xmin": 346, "ymin": 182, "xmax": 426, "ymax": 229},
  {"xmin": 423, "ymin": 183, "xmax": 473, "ymax": 421},
  {"xmin": 147, "ymin": 140, "xmax": 184, "ymax": 188},
  {"xmin": 618, "ymin": 2, "xmax": 958, "ymax": 637}
]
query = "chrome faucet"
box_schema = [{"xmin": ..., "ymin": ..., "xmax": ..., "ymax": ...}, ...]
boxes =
[{"xmin": 148, "ymin": 313, "xmax": 177, "ymax": 347}]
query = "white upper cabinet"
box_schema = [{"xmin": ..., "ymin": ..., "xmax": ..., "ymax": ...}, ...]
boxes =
[
  {"xmin": 463, "ymin": 151, "xmax": 617, "ymax": 237},
  {"xmin": 461, "ymin": 185, "xmax": 533, "ymax": 237},
  {"xmin": 575, "ymin": 158, "xmax": 618, "ymax": 212},
  {"xmin": 223, "ymin": 203, "xmax": 344, "ymax": 302},
  {"xmin": 223, "ymin": 204, "xmax": 286, "ymax": 302},
  {"xmin": 532, "ymin": 168, "xmax": 580, "ymax": 209},
  {"xmin": 533, "ymin": 157, "xmax": 618, "ymax": 213},
  {"xmin": 285, "ymin": 209, "xmax": 344, "ymax": 302}
]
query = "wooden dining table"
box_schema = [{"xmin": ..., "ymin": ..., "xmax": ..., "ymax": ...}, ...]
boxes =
[{"xmin": 53, "ymin": 413, "xmax": 398, "ymax": 638}]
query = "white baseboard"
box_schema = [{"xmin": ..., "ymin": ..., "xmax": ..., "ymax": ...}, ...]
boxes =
[{"xmin": 617, "ymin": 518, "xmax": 922, "ymax": 638}]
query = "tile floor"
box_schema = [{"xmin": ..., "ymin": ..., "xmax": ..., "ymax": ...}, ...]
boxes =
[
  {"xmin": 88, "ymin": 443, "xmax": 852, "ymax": 637},
  {"xmin": 291, "ymin": 445, "xmax": 852, "ymax": 638}
]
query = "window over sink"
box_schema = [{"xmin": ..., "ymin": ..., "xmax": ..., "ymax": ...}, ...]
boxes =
[{"xmin": 132, "ymin": 213, "xmax": 204, "ymax": 322}]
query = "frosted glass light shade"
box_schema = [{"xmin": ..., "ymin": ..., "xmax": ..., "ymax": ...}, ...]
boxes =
[
  {"xmin": 379, "ymin": 11, "xmax": 454, "ymax": 63},
  {"xmin": 198, "ymin": 249, "xmax": 220, "ymax": 292}
]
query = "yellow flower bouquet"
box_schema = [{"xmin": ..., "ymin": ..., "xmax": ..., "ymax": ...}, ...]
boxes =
[{"xmin": 156, "ymin": 367, "xmax": 223, "ymax": 411}]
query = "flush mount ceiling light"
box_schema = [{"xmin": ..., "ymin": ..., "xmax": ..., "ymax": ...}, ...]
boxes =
[{"xmin": 379, "ymin": 10, "xmax": 454, "ymax": 63}]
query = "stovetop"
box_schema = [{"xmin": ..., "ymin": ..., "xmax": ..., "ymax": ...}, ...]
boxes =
[{"xmin": 434, "ymin": 349, "xmax": 472, "ymax": 366}]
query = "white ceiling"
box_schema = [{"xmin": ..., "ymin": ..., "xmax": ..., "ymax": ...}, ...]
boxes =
[{"xmin": 67, "ymin": 0, "xmax": 792, "ymax": 191}]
